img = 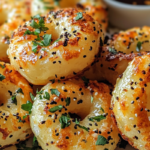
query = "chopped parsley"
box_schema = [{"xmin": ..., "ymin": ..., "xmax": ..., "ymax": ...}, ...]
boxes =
[
  {"xmin": 91, "ymin": 96, "xmax": 94, "ymax": 103},
  {"xmin": 11, "ymin": 95, "xmax": 17, "ymax": 105},
  {"xmin": 100, "ymin": 107, "xmax": 104, "ymax": 113},
  {"xmin": 75, "ymin": 119, "xmax": 89, "ymax": 132},
  {"xmin": 49, "ymin": 105, "xmax": 63, "ymax": 113},
  {"xmin": 36, "ymin": 89, "xmax": 43, "ymax": 94},
  {"xmin": 0, "ymin": 74, "xmax": 5, "ymax": 81},
  {"xmin": 17, "ymin": 88, "xmax": 24, "ymax": 94},
  {"xmin": 59, "ymin": 113, "xmax": 71, "ymax": 129},
  {"xmin": 136, "ymin": 41, "xmax": 142, "ymax": 52},
  {"xmin": 30, "ymin": 92, "xmax": 35, "ymax": 101},
  {"xmin": 54, "ymin": 0, "xmax": 61, "ymax": 6},
  {"xmin": 96, "ymin": 135, "xmax": 107, "ymax": 145},
  {"xmin": 75, "ymin": 12, "xmax": 83, "ymax": 21},
  {"xmin": 21, "ymin": 101, "xmax": 33, "ymax": 115},
  {"xmin": 0, "ymin": 64, "xmax": 5, "ymax": 69},
  {"xmin": 89, "ymin": 115, "xmax": 106, "ymax": 122},
  {"xmin": 51, "ymin": 89, "xmax": 60, "ymax": 96},
  {"xmin": 24, "ymin": 14, "xmax": 52, "ymax": 53},
  {"xmin": 42, "ymin": 34, "xmax": 52, "ymax": 46},
  {"xmin": 43, "ymin": 91, "xmax": 50, "ymax": 100},
  {"xmin": 65, "ymin": 97, "xmax": 70, "ymax": 106},
  {"xmin": 109, "ymin": 47, "xmax": 118, "ymax": 54}
]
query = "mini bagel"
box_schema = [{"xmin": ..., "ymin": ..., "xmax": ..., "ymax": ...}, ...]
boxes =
[
  {"xmin": 112, "ymin": 54, "xmax": 150, "ymax": 150},
  {"xmin": 0, "ymin": 0, "xmax": 31, "ymax": 25},
  {"xmin": 30, "ymin": 79, "xmax": 119, "ymax": 150},
  {"xmin": 31, "ymin": 0, "xmax": 108, "ymax": 31},
  {"xmin": 0, "ymin": 62, "xmax": 33, "ymax": 148},
  {"xmin": 8, "ymin": 8, "xmax": 104, "ymax": 85},
  {"xmin": 0, "ymin": 19, "xmax": 26, "ymax": 62},
  {"xmin": 0, "ymin": 0, "xmax": 31, "ymax": 62},
  {"xmin": 83, "ymin": 26, "xmax": 150, "ymax": 85}
]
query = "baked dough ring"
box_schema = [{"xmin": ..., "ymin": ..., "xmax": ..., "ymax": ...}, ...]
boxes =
[
  {"xmin": 30, "ymin": 79, "xmax": 119, "ymax": 150},
  {"xmin": 8, "ymin": 8, "xmax": 104, "ymax": 85},
  {"xmin": 0, "ymin": 0, "xmax": 31, "ymax": 25},
  {"xmin": 112, "ymin": 54, "xmax": 150, "ymax": 150},
  {"xmin": 0, "ymin": 62, "xmax": 33, "ymax": 148},
  {"xmin": 31, "ymin": 0, "xmax": 108, "ymax": 31},
  {"xmin": 83, "ymin": 26, "xmax": 150, "ymax": 85},
  {"xmin": 0, "ymin": 0, "xmax": 31, "ymax": 62}
]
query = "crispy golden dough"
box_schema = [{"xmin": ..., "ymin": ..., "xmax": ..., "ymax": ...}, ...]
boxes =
[
  {"xmin": 83, "ymin": 26, "xmax": 150, "ymax": 85},
  {"xmin": 0, "ymin": 62, "xmax": 33, "ymax": 148},
  {"xmin": 31, "ymin": 0, "xmax": 108, "ymax": 31},
  {"xmin": 30, "ymin": 79, "xmax": 119, "ymax": 150},
  {"xmin": 8, "ymin": 8, "xmax": 104, "ymax": 85},
  {"xmin": 112, "ymin": 54, "xmax": 150, "ymax": 150}
]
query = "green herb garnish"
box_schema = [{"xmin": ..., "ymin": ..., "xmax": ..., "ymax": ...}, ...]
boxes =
[
  {"xmin": 89, "ymin": 115, "xmax": 106, "ymax": 122},
  {"xmin": 11, "ymin": 95, "xmax": 17, "ymax": 105},
  {"xmin": 0, "ymin": 64, "xmax": 5, "ymax": 69},
  {"xmin": 65, "ymin": 97, "xmax": 70, "ymax": 106},
  {"xmin": 0, "ymin": 74, "xmax": 5, "ymax": 81},
  {"xmin": 75, "ymin": 12, "xmax": 83, "ymax": 21},
  {"xmin": 21, "ymin": 101, "xmax": 33, "ymax": 114},
  {"xmin": 91, "ymin": 96, "xmax": 94, "ymax": 103},
  {"xmin": 51, "ymin": 89, "xmax": 60, "ymax": 96},
  {"xmin": 96, "ymin": 135, "xmax": 107, "ymax": 145},
  {"xmin": 17, "ymin": 88, "xmax": 24, "ymax": 94},
  {"xmin": 42, "ymin": 34, "xmax": 52, "ymax": 46},
  {"xmin": 75, "ymin": 119, "xmax": 89, "ymax": 132},
  {"xmin": 30, "ymin": 92, "xmax": 35, "ymax": 101},
  {"xmin": 100, "ymin": 107, "xmax": 104, "ymax": 113},
  {"xmin": 109, "ymin": 48, "xmax": 118, "ymax": 54},
  {"xmin": 43, "ymin": 91, "xmax": 50, "ymax": 100},
  {"xmin": 54, "ymin": 0, "xmax": 61, "ymax": 6},
  {"xmin": 36, "ymin": 89, "xmax": 43, "ymax": 94},
  {"xmin": 49, "ymin": 105, "xmax": 63, "ymax": 113},
  {"xmin": 59, "ymin": 114, "xmax": 71, "ymax": 129},
  {"xmin": 136, "ymin": 41, "xmax": 142, "ymax": 52}
]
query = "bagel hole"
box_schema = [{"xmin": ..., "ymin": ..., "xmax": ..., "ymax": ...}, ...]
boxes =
[
  {"xmin": 67, "ymin": 101, "xmax": 91, "ymax": 121},
  {"xmin": 0, "ymin": 84, "xmax": 10, "ymax": 105}
]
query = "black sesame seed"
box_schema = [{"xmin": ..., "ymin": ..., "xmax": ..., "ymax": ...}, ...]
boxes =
[{"xmin": 77, "ymin": 99, "xmax": 83, "ymax": 104}]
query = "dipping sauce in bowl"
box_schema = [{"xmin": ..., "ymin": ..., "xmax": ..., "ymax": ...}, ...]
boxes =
[
  {"xmin": 115, "ymin": 0, "xmax": 150, "ymax": 5},
  {"xmin": 104, "ymin": 0, "xmax": 150, "ymax": 29}
]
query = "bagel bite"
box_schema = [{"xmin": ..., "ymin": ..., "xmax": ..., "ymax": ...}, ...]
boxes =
[
  {"xmin": 0, "ymin": 0, "xmax": 31, "ymax": 25},
  {"xmin": 83, "ymin": 26, "xmax": 150, "ymax": 85},
  {"xmin": 31, "ymin": 0, "xmax": 108, "ymax": 31},
  {"xmin": 0, "ymin": 62, "xmax": 33, "ymax": 148},
  {"xmin": 8, "ymin": 8, "xmax": 104, "ymax": 85},
  {"xmin": 112, "ymin": 54, "xmax": 150, "ymax": 150},
  {"xmin": 0, "ymin": 0, "xmax": 31, "ymax": 62},
  {"xmin": 30, "ymin": 79, "xmax": 119, "ymax": 150}
]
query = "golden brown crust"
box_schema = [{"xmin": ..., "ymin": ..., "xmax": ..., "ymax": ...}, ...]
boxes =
[
  {"xmin": 8, "ymin": 8, "xmax": 103, "ymax": 85},
  {"xmin": 0, "ymin": 62, "xmax": 33, "ymax": 148},
  {"xmin": 112, "ymin": 54, "xmax": 150, "ymax": 150},
  {"xmin": 83, "ymin": 26, "xmax": 150, "ymax": 85},
  {"xmin": 30, "ymin": 79, "xmax": 120, "ymax": 150}
]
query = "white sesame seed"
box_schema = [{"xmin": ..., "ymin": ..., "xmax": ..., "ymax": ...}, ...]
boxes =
[
  {"xmin": 95, "ymin": 92, "xmax": 98, "ymax": 96},
  {"xmin": 62, "ymin": 86, "xmax": 65, "ymax": 90},
  {"xmin": 129, "ymin": 117, "xmax": 134, "ymax": 120}
]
